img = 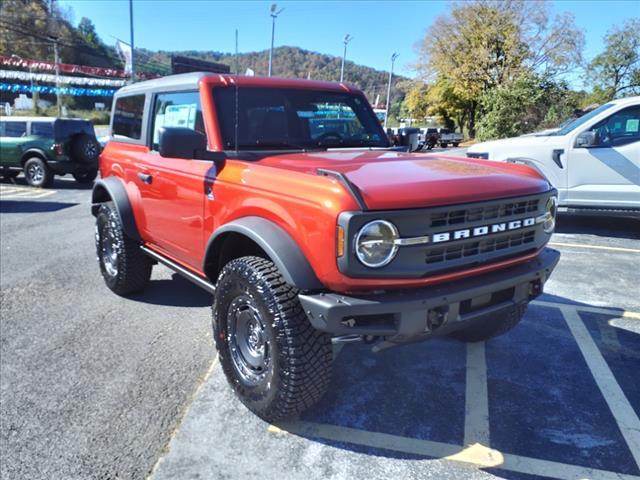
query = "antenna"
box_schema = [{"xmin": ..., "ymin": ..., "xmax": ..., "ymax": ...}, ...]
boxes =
[
  {"xmin": 234, "ymin": 79, "xmax": 239, "ymax": 152},
  {"xmin": 234, "ymin": 29, "xmax": 239, "ymax": 75}
]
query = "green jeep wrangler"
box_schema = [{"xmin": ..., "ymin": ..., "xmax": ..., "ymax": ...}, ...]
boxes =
[{"xmin": 0, "ymin": 117, "xmax": 100, "ymax": 187}]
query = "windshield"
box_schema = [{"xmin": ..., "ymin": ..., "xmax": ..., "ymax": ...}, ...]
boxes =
[
  {"xmin": 552, "ymin": 103, "xmax": 615, "ymax": 136},
  {"xmin": 213, "ymin": 87, "xmax": 388, "ymax": 150}
]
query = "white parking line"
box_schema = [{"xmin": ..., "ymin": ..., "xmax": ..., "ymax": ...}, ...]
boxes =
[
  {"xmin": 464, "ymin": 342, "xmax": 490, "ymax": 446},
  {"xmin": 533, "ymin": 299, "xmax": 640, "ymax": 319},
  {"xmin": 561, "ymin": 307, "xmax": 640, "ymax": 469},
  {"xmin": 276, "ymin": 421, "xmax": 640, "ymax": 480},
  {"xmin": 1, "ymin": 190, "xmax": 56, "ymax": 199},
  {"xmin": 549, "ymin": 242, "xmax": 640, "ymax": 253},
  {"xmin": 598, "ymin": 320, "xmax": 622, "ymax": 351}
]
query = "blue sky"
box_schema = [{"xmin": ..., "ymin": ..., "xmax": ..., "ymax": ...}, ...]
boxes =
[{"xmin": 59, "ymin": 0, "xmax": 638, "ymax": 86}]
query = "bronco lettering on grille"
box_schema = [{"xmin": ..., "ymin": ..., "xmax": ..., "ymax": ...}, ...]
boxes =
[{"xmin": 432, "ymin": 217, "xmax": 536, "ymax": 244}]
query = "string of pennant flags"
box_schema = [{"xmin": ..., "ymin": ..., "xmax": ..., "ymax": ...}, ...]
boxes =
[
  {"xmin": 0, "ymin": 69, "xmax": 126, "ymax": 87},
  {"xmin": 0, "ymin": 83, "xmax": 117, "ymax": 97},
  {"xmin": 0, "ymin": 55, "xmax": 157, "ymax": 80}
]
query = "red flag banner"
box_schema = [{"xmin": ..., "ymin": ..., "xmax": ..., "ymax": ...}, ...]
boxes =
[{"xmin": 0, "ymin": 56, "xmax": 158, "ymax": 80}]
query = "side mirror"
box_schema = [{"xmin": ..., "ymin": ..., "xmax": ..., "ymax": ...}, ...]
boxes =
[
  {"xmin": 159, "ymin": 127, "xmax": 207, "ymax": 159},
  {"xmin": 575, "ymin": 130, "xmax": 597, "ymax": 148},
  {"xmin": 398, "ymin": 127, "xmax": 421, "ymax": 152}
]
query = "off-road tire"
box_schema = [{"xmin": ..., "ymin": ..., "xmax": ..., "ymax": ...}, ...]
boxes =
[
  {"xmin": 452, "ymin": 142, "xmax": 460, "ymax": 147},
  {"xmin": 72, "ymin": 169, "xmax": 98, "ymax": 184},
  {"xmin": 212, "ymin": 256, "xmax": 333, "ymax": 422},
  {"xmin": 72, "ymin": 135, "xmax": 100, "ymax": 164},
  {"xmin": 95, "ymin": 202, "xmax": 152, "ymax": 295},
  {"xmin": 451, "ymin": 304, "xmax": 527, "ymax": 342},
  {"xmin": 23, "ymin": 157, "xmax": 53, "ymax": 188},
  {"xmin": 440, "ymin": 143, "xmax": 448, "ymax": 148}
]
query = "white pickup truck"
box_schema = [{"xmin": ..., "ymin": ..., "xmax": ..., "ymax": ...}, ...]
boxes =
[{"xmin": 467, "ymin": 96, "xmax": 640, "ymax": 216}]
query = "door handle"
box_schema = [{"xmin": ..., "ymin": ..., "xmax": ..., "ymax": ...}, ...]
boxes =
[{"xmin": 137, "ymin": 172, "xmax": 153, "ymax": 184}]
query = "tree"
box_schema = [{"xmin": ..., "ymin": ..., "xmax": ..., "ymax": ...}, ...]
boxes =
[
  {"xmin": 476, "ymin": 73, "xmax": 581, "ymax": 140},
  {"xmin": 585, "ymin": 19, "xmax": 640, "ymax": 100},
  {"xmin": 78, "ymin": 17, "xmax": 99, "ymax": 47},
  {"xmin": 414, "ymin": 0, "xmax": 584, "ymax": 137},
  {"xmin": 403, "ymin": 82, "xmax": 430, "ymax": 120}
]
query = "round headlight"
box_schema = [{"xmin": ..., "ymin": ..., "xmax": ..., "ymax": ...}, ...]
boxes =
[
  {"xmin": 543, "ymin": 196, "xmax": 557, "ymax": 233},
  {"xmin": 355, "ymin": 220, "xmax": 399, "ymax": 268}
]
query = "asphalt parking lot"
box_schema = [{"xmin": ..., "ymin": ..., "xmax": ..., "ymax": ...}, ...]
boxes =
[{"xmin": 1, "ymin": 173, "xmax": 639, "ymax": 480}]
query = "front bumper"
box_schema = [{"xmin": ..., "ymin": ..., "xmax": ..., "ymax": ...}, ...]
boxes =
[{"xmin": 299, "ymin": 248, "xmax": 560, "ymax": 339}]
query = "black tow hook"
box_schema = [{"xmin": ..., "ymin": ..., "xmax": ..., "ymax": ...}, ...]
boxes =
[{"xmin": 427, "ymin": 306, "xmax": 449, "ymax": 331}]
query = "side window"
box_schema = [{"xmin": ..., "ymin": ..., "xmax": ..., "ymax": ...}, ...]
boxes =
[
  {"xmin": 2, "ymin": 121, "xmax": 27, "ymax": 137},
  {"xmin": 113, "ymin": 94, "xmax": 145, "ymax": 140},
  {"xmin": 31, "ymin": 122, "xmax": 54, "ymax": 137},
  {"xmin": 590, "ymin": 106, "xmax": 640, "ymax": 147},
  {"xmin": 151, "ymin": 91, "xmax": 203, "ymax": 150}
]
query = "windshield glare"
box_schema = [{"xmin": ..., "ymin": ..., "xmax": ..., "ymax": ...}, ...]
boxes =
[
  {"xmin": 213, "ymin": 87, "xmax": 388, "ymax": 150},
  {"xmin": 553, "ymin": 103, "xmax": 615, "ymax": 136}
]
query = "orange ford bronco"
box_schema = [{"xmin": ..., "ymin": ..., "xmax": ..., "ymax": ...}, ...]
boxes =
[{"xmin": 93, "ymin": 73, "xmax": 559, "ymax": 421}]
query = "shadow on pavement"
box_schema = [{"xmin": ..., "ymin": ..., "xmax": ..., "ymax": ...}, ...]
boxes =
[
  {"xmin": 130, "ymin": 273, "xmax": 212, "ymax": 307},
  {"xmin": 0, "ymin": 200, "xmax": 79, "ymax": 213},
  {"xmin": 1, "ymin": 176, "xmax": 94, "ymax": 190},
  {"xmin": 555, "ymin": 214, "xmax": 640, "ymax": 240},
  {"xmin": 273, "ymin": 295, "xmax": 639, "ymax": 477}
]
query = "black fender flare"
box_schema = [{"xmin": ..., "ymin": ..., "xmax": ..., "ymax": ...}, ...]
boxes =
[
  {"xmin": 20, "ymin": 148, "xmax": 48, "ymax": 165},
  {"xmin": 91, "ymin": 177, "xmax": 141, "ymax": 241},
  {"xmin": 205, "ymin": 216, "xmax": 323, "ymax": 290}
]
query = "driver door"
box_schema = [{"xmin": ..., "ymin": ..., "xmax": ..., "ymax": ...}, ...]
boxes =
[
  {"xmin": 566, "ymin": 105, "xmax": 640, "ymax": 208},
  {"xmin": 136, "ymin": 90, "xmax": 215, "ymax": 267}
]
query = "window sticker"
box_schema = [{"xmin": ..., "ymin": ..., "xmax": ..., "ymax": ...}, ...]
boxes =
[
  {"xmin": 625, "ymin": 118, "xmax": 639, "ymax": 133},
  {"xmin": 153, "ymin": 103, "xmax": 197, "ymax": 145},
  {"xmin": 165, "ymin": 104, "xmax": 197, "ymax": 129}
]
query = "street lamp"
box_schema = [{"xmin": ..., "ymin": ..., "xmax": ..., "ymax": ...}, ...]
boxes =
[
  {"xmin": 384, "ymin": 52, "xmax": 399, "ymax": 130},
  {"xmin": 268, "ymin": 3, "xmax": 284, "ymax": 77},
  {"xmin": 340, "ymin": 34, "xmax": 352, "ymax": 83}
]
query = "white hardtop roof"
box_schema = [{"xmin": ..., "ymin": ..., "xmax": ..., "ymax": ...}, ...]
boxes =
[{"xmin": 114, "ymin": 72, "xmax": 209, "ymax": 96}]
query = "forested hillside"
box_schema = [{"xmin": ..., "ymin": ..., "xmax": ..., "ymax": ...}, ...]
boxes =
[
  {"xmin": 143, "ymin": 46, "xmax": 405, "ymax": 104},
  {"xmin": 0, "ymin": 0, "xmax": 406, "ymax": 110}
]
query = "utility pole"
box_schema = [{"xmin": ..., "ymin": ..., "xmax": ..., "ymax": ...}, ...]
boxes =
[
  {"xmin": 47, "ymin": 35, "xmax": 61, "ymax": 116},
  {"xmin": 384, "ymin": 53, "xmax": 399, "ymax": 130},
  {"xmin": 340, "ymin": 34, "xmax": 352, "ymax": 83},
  {"xmin": 129, "ymin": 0, "xmax": 135, "ymax": 82},
  {"xmin": 268, "ymin": 4, "xmax": 284, "ymax": 77}
]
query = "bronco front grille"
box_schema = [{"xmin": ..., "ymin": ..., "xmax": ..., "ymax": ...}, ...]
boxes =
[
  {"xmin": 337, "ymin": 190, "xmax": 555, "ymax": 279},
  {"xmin": 430, "ymin": 198, "xmax": 540, "ymax": 227},
  {"xmin": 425, "ymin": 230, "xmax": 536, "ymax": 264}
]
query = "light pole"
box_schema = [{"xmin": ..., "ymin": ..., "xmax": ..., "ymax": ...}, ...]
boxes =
[
  {"xmin": 129, "ymin": 0, "xmax": 135, "ymax": 82},
  {"xmin": 340, "ymin": 34, "xmax": 352, "ymax": 83},
  {"xmin": 384, "ymin": 52, "xmax": 399, "ymax": 130},
  {"xmin": 268, "ymin": 4, "xmax": 284, "ymax": 77}
]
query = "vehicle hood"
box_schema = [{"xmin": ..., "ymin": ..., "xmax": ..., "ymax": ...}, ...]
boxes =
[
  {"xmin": 468, "ymin": 134, "xmax": 564, "ymax": 153},
  {"xmin": 257, "ymin": 150, "xmax": 550, "ymax": 210}
]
